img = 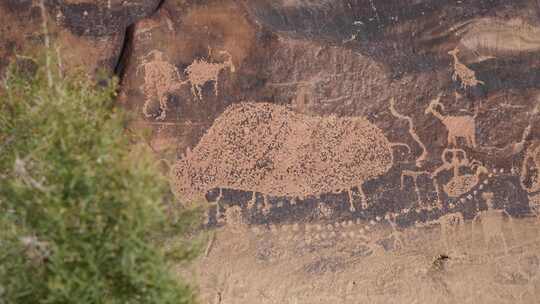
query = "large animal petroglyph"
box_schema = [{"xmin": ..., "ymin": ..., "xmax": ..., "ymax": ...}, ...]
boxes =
[
  {"xmin": 173, "ymin": 102, "xmax": 395, "ymax": 213},
  {"xmin": 425, "ymin": 93, "xmax": 478, "ymax": 147}
]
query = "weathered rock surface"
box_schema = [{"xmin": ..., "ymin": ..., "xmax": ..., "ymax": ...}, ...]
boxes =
[
  {"xmin": 113, "ymin": 0, "xmax": 540, "ymax": 223},
  {"xmin": 0, "ymin": 0, "xmax": 160, "ymax": 76},
  {"xmin": 3, "ymin": 0, "xmax": 540, "ymax": 302}
]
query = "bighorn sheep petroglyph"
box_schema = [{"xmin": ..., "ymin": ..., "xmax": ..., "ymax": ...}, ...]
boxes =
[
  {"xmin": 425, "ymin": 94, "xmax": 478, "ymax": 147},
  {"xmin": 173, "ymin": 102, "xmax": 397, "ymax": 216}
]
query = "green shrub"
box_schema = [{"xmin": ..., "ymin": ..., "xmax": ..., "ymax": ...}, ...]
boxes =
[{"xmin": 0, "ymin": 58, "xmax": 199, "ymax": 303}]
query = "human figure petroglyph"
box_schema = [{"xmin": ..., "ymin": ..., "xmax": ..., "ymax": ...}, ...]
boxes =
[
  {"xmin": 398, "ymin": 147, "xmax": 482, "ymax": 208},
  {"xmin": 185, "ymin": 49, "xmax": 235, "ymax": 100},
  {"xmin": 138, "ymin": 50, "xmax": 188, "ymax": 120},
  {"xmin": 449, "ymin": 47, "xmax": 485, "ymax": 89},
  {"xmin": 138, "ymin": 48, "xmax": 236, "ymax": 118},
  {"xmin": 432, "ymin": 148, "xmax": 488, "ymax": 201},
  {"xmin": 173, "ymin": 102, "xmax": 398, "ymax": 214},
  {"xmin": 389, "ymin": 97, "xmax": 428, "ymax": 167},
  {"xmin": 425, "ymin": 93, "xmax": 478, "ymax": 147},
  {"xmin": 473, "ymin": 192, "xmax": 513, "ymax": 255}
]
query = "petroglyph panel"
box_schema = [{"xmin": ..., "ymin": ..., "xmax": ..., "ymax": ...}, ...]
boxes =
[{"xmin": 7, "ymin": 0, "xmax": 539, "ymax": 302}]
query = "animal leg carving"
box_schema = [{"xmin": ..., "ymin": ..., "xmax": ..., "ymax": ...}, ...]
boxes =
[
  {"xmin": 468, "ymin": 133, "xmax": 476, "ymax": 148},
  {"xmin": 347, "ymin": 189, "xmax": 356, "ymax": 212},
  {"xmin": 290, "ymin": 197, "xmax": 297, "ymax": 206},
  {"xmin": 213, "ymin": 76, "xmax": 219, "ymax": 96},
  {"xmin": 262, "ymin": 195, "xmax": 271, "ymax": 215},
  {"xmin": 248, "ymin": 191, "xmax": 256, "ymax": 209},
  {"xmin": 214, "ymin": 188, "xmax": 224, "ymax": 223},
  {"xmin": 433, "ymin": 178, "xmax": 442, "ymax": 208},
  {"xmin": 358, "ymin": 185, "xmax": 368, "ymax": 210}
]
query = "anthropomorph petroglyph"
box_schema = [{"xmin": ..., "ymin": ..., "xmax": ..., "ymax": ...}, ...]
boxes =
[
  {"xmin": 138, "ymin": 50, "xmax": 187, "ymax": 120},
  {"xmin": 401, "ymin": 148, "xmax": 486, "ymax": 207},
  {"xmin": 185, "ymin": 49, "xmax": 235, "ymax": 100},
  {"xmin": 433, "ymin": 149, "xmax": 483, "ymax": 197},
  {"xmin": 473, "ymin": 192, "xmax": 513, "ymax": 255},
  {"xmin": 389, "ymin": 97, "xmax": 428, "ymax": 167},
  {"xmin": 172, "ymin": 102, "xmax": 397, "ymax": 215},
  {"xmin": 443, "ymin": 154, "xmax": 488, "ymax": 198},
  {"xmin": 448, "ymin": 47, "xmax": 485, "ymax": 89},
  {"xmin": 425, "ymin": 93, "xmax": 478, "ymax": 147}
]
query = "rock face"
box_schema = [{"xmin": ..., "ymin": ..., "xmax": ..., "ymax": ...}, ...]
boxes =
[
  {"xmin": 0, "ymin": 0, "xmax": 161, "ymax": 77},
  {"xmin": 3, "ymin": 0, "xmax": 540, "ymax": 303},
  {"xmin": 113, "ymin": 0, "xmax": 540, "ymax": 225}
]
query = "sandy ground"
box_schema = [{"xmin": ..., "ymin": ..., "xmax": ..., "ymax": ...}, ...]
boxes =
[{"xmin": 178, "ymin": 215, "xmax": 540, "ymax": 304}]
